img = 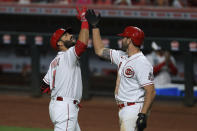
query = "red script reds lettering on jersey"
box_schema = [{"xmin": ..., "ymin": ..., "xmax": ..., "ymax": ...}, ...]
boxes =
[{"xmin": 43, "ymin": 46, "xmax": 83, "ymax": 100}]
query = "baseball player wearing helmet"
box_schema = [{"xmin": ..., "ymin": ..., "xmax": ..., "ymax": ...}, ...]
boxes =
[
  {"xmin": 40, "ymin": 7, "xmax": 89, "ymax": 131},
  {"xmin": 86, "ymin": 9, "xmax": 156, "ymax": 131}
]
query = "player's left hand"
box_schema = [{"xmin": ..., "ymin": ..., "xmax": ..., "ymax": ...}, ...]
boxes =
[
  {"xmin": 76, "ymin": 7, "xmax": 87, "ymax": 22},
  {"xmin": 136, "ymin": 113, "xmax": 147, "ymax": 131}
]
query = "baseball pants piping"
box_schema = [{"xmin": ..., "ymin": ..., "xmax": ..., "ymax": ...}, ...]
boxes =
[{"xmin": 49, "ymin": 98, "xmax": 81, "ymax": 131}]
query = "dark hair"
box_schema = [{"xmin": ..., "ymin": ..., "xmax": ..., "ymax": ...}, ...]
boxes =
[{"xmin": 64, "ymin": 26, "xmax": 73, "ymax": 34}]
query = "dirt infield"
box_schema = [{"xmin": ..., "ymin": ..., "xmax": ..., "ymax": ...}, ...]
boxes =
[{"xmin": 0, "ymin": 94, "xmax": 197, "ymax": 131}]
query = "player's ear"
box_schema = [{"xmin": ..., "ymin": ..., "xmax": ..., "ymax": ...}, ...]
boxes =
[{"xmin": 127, "ymin": 38, "xmax": 132, "ymax": 44}]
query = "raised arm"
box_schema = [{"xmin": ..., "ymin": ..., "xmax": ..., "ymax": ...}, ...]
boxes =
[
  {"xmin": 75, "ymin": 7, "xmax": 89, "ymax": 57},
  {"xmin": 76, "ymin": 7, "xmax": 89, "ymax": 45},
  {"xmin": 86, "ymin": 9, "xmax": 111, "ymax": 61},
  {"xmin": 92, "ymin": 28, "xmax": 110, "ymax": 60},
  {"xmin": 78, "ymin": 25, "xmax": 89, "ymax": 46}
]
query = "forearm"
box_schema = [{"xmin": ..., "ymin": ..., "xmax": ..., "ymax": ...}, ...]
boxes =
[
  {"xmin": 92, "ymin": 28, "xmax": 105, "ymax": 56},
  {"xmin": 141, "ymin": 86, "xmax": 156, "ymax": 114},
  {"xmin": 76, "ymin": 7, "xmax": 89, "ymax": 45},
  {"xmin": 78, "ymin": 23, "xmax": 89, "ymax": 45}
]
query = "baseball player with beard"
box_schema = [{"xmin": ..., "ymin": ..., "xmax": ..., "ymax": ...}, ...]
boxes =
[
  {"xmin": 40, "ymin": 7, "xmax": 89, "ymax": 131},
  {"xmin": 86, "ymin": 10, "xmax": 156, "ymax": 131}
]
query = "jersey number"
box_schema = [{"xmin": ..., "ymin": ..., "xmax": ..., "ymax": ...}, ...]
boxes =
[{"xmin": 52, "ymin": 69, "xmax": 56, "ymax": 89}]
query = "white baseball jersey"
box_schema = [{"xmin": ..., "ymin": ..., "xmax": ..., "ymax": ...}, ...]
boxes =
[
  {"xmin": 43, "ymin": 46, "xmax": 82, "ymax": 101},
  {"xmin": 146, "ymin": 52, "xmax": 176, "ymax": 86},
  {"xmin": 110, "ymin": 49, "xmax": 154, "ymax": 103}
]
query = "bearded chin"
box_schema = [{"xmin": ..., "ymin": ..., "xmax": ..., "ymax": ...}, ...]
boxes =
[
  {"xmin": 121, "ymin": 44, "xmax": 128, "ymax": 52},
  {"xmin": 63, "ymin": 41, "xmax": 75, "ymax": 48}
]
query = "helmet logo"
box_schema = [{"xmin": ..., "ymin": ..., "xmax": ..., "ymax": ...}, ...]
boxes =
[{"xmin": 60, "ymin": 28, "xmax": 65, "ymax": 31}]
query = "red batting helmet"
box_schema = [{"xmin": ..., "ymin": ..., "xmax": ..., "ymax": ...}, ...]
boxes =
[
  {"xmin": 50, "ymin": 27, "xmax": 72, "ymax": 50},
  {"xmin": 118, "ymin": 26, "xmax": 145, "ymax": 47}
]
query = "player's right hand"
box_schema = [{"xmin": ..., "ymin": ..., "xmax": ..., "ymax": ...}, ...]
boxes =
[
  {"xmin": 85, "ymin": 9, "xmax": 101, "ymax": 28},
  {"xmin": 76, "ymin": 7, "xmax": 87, "ymax": 22}
]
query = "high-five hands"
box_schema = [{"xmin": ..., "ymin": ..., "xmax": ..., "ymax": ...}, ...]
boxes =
[
  {"xmin": 76, "ymin": 7, "xmax": 87, "ymax": 22},
  {"xmin": 85, "ymin": 9, "xmax": 101, "ymax": 28}
]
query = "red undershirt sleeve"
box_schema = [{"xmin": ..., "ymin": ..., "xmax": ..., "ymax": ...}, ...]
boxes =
[
  {"xmin": 168, "ymin": 61, "xmax": 178, "ymax": 75},
  {"xmin": 74, "ymin": 40, "xmax": 87, "ymax": 57},
  {"xmin": 153, "ymin": 62, "xmax": 166, "ymax": 75}
]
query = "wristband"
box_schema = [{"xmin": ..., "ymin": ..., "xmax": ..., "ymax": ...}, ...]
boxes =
[{"xmin": 81, "ymin": 21, "xmax": 89, "ymax": 29}]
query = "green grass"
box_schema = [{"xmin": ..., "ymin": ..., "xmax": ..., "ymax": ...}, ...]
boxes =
[{"xmin": 0, "ymin": 126, "xmax": 52, "ymax": 131}]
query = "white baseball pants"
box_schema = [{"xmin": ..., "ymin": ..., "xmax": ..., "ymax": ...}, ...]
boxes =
[
  {"xmin": 49, "ymin": 98, "xmax": 81, "ymax": 131},
  {"xmin": 118, "ymin": 103, "xmax": 143, "ymax": 131}
]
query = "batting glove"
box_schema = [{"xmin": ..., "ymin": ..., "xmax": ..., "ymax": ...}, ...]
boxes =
[
  {"xmin": 136, "ymin": 113, "xmax": 147, "ymax": 131},
  {"xmin": 85, "ymin": 9, "xmax": 101, "ymax": 28},
  {"xmin": 76, "ymin": 7, "xmax": 87, "ymax": 22}
]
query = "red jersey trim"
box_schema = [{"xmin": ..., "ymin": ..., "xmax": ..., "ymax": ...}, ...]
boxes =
[
  {"xmin": 124, "ymin": 55, "xmax": 143, "ymax": 67},
  {"xmin": 43, "ymin": 78, "xmax": 49, "ymax": 85},
  {"xmin": 141, "ymin": 82, "xmax": 154, "ymax": 87},
  {"xmin": 66, "ymin": 104, "xmax": 69, "ymax": 131},
  {"xmin": 110, "ymin": 49, "xmax": 114, "ymax": 64}
]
